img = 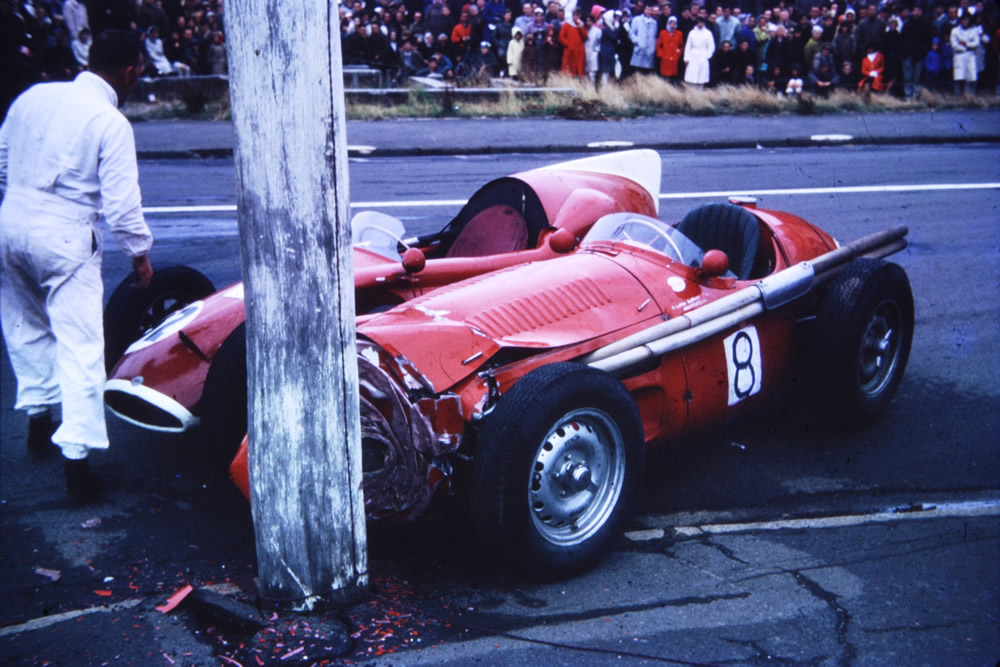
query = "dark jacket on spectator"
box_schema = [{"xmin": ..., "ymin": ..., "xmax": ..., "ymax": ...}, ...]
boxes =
[
  {"xmin": 881, "ymin": 25, "xmax": 904, "ymax": 92},
  {"xmin": 855, "ymin": 15, "xmax": 886, "ymax": 53},
  {"xmin": 426, "ymin": 2, "xmax": 453, "ymax": 39},
  {"xmin": 833, "ymin": 26, "xmax": 857, "ymax": 66},
  {"xmin": 807, "ymin": 61, "xmax": 840, "ymax": 92},
  {"xmin": 712, "ymin": 44, "xmax": 740, "ymax": 84},
  {"xmin": 901, "ymin": 14, "xmax": 934, "ymax": 61},
  {"xmin": 598, "ymin": 15, "xmax": 619, "ymax": 74},
  {"xmin": 733, "ymin": 39, "xmax": 756, "ymax": 77},
  {"xmin": 764, "ymin": 34, "xmax": 793, "ymax": 75}
]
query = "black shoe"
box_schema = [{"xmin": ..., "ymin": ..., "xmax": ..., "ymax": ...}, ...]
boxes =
[
  {"xmin": 64, "ymin": 459, "xmax": 105, "ymax": 499},
  {"xmin": 27, "ymin": 413, "xmax": 60, "ymax": 460}
]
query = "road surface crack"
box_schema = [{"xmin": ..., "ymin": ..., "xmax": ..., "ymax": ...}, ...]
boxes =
[
  {"xmin": 862, "ymin": 620, "xmax": 964, "ymax": 634},
  {"xmin": 790, "ymin": 570, "xmax": 857, "ymax": 666}
]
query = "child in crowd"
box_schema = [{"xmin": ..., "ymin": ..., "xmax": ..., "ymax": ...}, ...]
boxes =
[
  {"xmin": 784, "ymin": 64, "xmax": 804, "ymax": 95},
  {"xmin": 923, "ymin": 38, "xmax": 945, "ymax": 91}
]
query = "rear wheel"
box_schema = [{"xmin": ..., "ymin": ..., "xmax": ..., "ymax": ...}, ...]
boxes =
[
  {"xmin": 200, "ymin": 323, "xmax": 247, "ymax": 466},
  {"xmin": 103, "ymin": 265, "xmax": 215, "ymax": 371},
  {"xmin": 813, "ymin": 259, "xmax": 914, "ymax": 427},
  {"xmin": 472, "ymin": 363, "xmax": 644, "ymax": 579}
]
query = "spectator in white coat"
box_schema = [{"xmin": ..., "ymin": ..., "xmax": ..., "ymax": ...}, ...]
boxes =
[
  {"xmin": 950, "ymin": 13, "xmax": 980, "ymax": 95},
  {"xmin": 684, "ymin": 15, "xmax": 715, "ymax": 87},
  {"xmin": 145, "ymin": 26, "xmax": 175, "ymax": 76},
  {"xmin": 62, "ymin": 0, "xmax": 90, "ymax": 43},
  {"xmin": 585, "ymin": 13, "xmax": 601, "ymax": 81},
  {"xmin": 72, "ymin": 28, "xmax": 92, "ymax": 69}
]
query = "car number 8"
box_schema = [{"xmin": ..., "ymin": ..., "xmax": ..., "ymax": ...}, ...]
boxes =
[{"xmin": 725, "ymin": 326, "xmax": 762, "ymax": 406}]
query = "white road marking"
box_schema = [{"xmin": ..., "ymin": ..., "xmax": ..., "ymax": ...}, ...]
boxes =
[
  {"xmin": 143, "ymin": 182, "xmax": 1000, "ymax": 215},
  {"xmin": 0, "ymin": 598, "xmax": 142, "ymax": 637},
  {"xmin": 587, "ymin": 140, "xmax": 636, "ymax": 148},
  {"xmin": 624, "ymin": 528, "xmax": 666, "ymax": 541},
  {"xmin": 810, "ymin": 134, "xmax": 854, "ymax": 142},
  {"xmin": 658, "ymin": 182, "xmax": 1000, "ymax": 200},
  {"xmin": 668, "ymin": 499, "xmax": 1000, "ymax": 537},
  {"xmin": 145, "ymin": 204, "xmax": 237, "ymax": 214}
]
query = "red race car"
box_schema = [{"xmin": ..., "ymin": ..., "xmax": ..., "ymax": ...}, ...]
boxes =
[
  {"xmin": 102, "ymin": 151, "xmax": 661, "ymax": 454},
  {"xmin": 228, "ymin": 201, "xmax": 912, "ymax": 578}
]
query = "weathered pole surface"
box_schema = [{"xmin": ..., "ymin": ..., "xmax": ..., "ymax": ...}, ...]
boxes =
[{"xmin": 224, "ymin": 1, "xmax": 367, "ymax": 610}]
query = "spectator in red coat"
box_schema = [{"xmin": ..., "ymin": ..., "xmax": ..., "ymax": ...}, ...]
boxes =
[
  {"xmin": 656, "ymin": 15, "xmax": 684, "ymax": 81},
  {"xmin": 859, "ymin": 44, "xmax": 886, "ymax": 91},
  {"xmin": 559, "ymin": 8, "xmax": 587, "ymax": 76}
]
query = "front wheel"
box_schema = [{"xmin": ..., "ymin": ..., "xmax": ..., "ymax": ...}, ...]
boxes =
[
  {"xmin": 200, "ymin": 323, "xmax": 247, "ymax": 466},
  {"xmin": 103, "ymin": 265, "xmax": 216, "ymax": 371},
  {"xmin": 471, "ymin": 363, "xmax": 644, "ymax": 579},
  {"xmin": 813, "ymin": 258, "xmax": 914, "ymax": 427}
]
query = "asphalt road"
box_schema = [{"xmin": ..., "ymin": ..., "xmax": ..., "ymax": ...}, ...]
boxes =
[{"xmin": 1, "ymin": 144, "xmax": 998, "ymax": 665}]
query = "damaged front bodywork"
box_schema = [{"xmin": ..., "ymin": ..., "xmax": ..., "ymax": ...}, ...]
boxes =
[{"xmin": 356, "ymin": 342, "xmax": 466, "ymax": 520}]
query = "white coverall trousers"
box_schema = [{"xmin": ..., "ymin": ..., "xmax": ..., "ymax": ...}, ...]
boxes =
[
  {"xmin": 953, "ymin": 51, "xmax": 977, "ymax": 82},
  {"xmin": 1, "ymin": 187, "xmax": 109, "ymax": 459}
]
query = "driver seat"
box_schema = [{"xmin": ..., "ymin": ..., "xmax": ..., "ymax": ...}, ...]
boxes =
[
  {"xmin": 445, "ymin": 204, "xmax": 529, "ymax": 258},
  {"xmin": 676, "ymin": 203, "xmax": 761, "ymax": 280}
]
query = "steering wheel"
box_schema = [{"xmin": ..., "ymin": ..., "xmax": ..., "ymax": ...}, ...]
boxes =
[{"xmin": 619, "ymin": 219, "xmax": 683, "ymax": 260}]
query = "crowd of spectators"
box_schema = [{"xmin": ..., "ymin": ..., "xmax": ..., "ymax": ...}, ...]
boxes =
[
  {"xmin": 3, "ymin": 0, "xmax": 997, "ymax": 118},
  {"xmin": 2, "ymin": 0, "xmax": 227, "ymax": 117},
  {"xmin": 339, "ymin": 0, "xmax": 999, "ymax": 95}
]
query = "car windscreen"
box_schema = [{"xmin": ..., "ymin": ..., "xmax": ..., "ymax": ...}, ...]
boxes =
[
  {"xmin": 583, "ymin": 213, "xmax": 707, "ymax": 268},
  {"xmin": 351, "ymin": 210, "xmax": 406, "ymax": 260}
]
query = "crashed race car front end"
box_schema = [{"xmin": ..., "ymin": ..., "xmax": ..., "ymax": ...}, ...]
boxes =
[
  {"xmin": 228, "ymin": 339, "xmax": 470, "ymax": 521},
  {"xmin": 334, "ymin": 250, "xmax": 671, "ymax": 522},
  {"xmin": 105, "ymin": 284, "xmax": 246, "ymax": 432},
  {"xmin": 355, "ymin": 341, "xmax": 466, "ymax": 520}
]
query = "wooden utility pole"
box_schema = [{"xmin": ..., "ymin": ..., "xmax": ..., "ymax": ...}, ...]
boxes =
[{"xmin": 224, "ymin": 1, "xmax": 367, "ymax": 610}]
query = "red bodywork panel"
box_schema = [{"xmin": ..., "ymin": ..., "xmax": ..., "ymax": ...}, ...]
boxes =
[
  {"xmin": 230, "ymin": 203, "xmax": 842, "ymax": 514},
  {"xmin": 108, "ymin": 162, "xmax": 658, "ymax": 417},
  {"xmin": 110, "ymin": 284, "xmax": 245, "ymax": 414},
  {"xmin": 359, "ymin": 252, "xmax": 661, "ymax": 391}
]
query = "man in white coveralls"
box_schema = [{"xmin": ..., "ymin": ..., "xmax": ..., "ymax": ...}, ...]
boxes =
[{"xmin": 0, "ymin": 29, "xmax": 154, "ymax": 499}]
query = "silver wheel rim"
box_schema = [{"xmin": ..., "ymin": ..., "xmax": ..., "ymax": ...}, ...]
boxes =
[
  {"xmin": 857, "ymin": 298, "xmax": 902, "ymax": 396},
  {"xmin": 528, "ymin": 408, "xmax": 626, "ymax": 547}
]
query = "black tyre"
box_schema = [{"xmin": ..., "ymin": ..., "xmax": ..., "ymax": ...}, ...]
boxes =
[
  {"xmin": 814, "ymin": 258, "xmax": 914, "ymax": 427},
  {"xmin": 103, "ymin": 265, "xmax": 216, "ymax": 371},
  {"xmin": 471, "ymin": 362, "xmax": 644, "ymax": 579},
  {"xmin": 200, "ymin": 323, "xmax": 248, "ymax": 466}
]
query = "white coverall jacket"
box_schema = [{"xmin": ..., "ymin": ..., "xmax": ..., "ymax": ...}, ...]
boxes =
[
  {"xmin": 0, "ymin": 72, "xmax": 153, "ymax": 459},
  {"xmin": 950, "ymin": 24, "xmax": 981, "ymax": 82},
  {"xmin": 684, "ymin": 25, "xmax": 716, "ymax": 84}
]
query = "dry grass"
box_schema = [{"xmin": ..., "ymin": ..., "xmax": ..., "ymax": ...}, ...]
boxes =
[
  {"xmin": 126, "ymin": 95, "xmax": 232, "ymax": 121},
  {"xmin": 127, "ymin": 72, "xmax": 999, "ymax": 121},
  {"xmin": 346, "ymin": 73, "xmax": 998, "ymax": 120}
]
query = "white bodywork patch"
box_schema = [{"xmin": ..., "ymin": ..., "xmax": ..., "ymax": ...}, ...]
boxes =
[
  {"xmin": 124, "ymin": 301, "xmax": 205, "ymax": 354},
  {"xmin": 724, "ymin": 325, "xmax": 762, "ymax": 406},
  {"xmin": 414, "ymin": 305, "xmax": 451, "ymax": 323},
  {"xmin": 223, "ymin": 283, "xmax": 245, "ymax": 299}
]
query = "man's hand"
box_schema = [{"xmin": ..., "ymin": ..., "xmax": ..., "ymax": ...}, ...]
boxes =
[{"xmin": 132, "ymin": 254, "xmax": 153, "ymax": 289}]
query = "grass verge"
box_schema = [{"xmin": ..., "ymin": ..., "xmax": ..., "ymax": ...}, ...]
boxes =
[{"xmin": 126, "ymin": 72, "xmax": 999, "ymax": 122}]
